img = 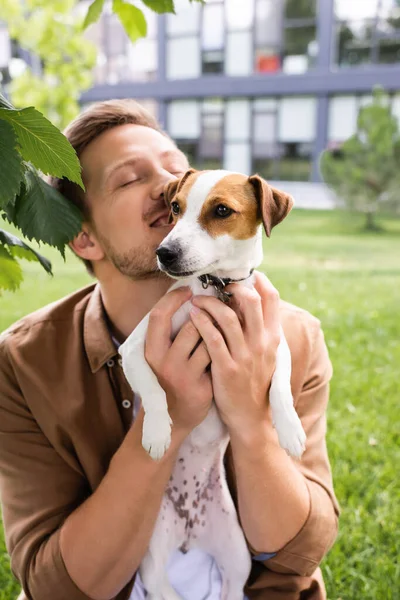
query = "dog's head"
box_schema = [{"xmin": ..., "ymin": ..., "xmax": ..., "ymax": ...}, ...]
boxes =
[{"xmin": 155, "ymin": 169, "xmax": 293, "ymax": 279}]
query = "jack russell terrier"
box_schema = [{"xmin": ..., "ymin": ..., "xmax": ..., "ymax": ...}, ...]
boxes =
[{"xmin": 119, "ymin": 169, "xmax": 306, "ymax": 599}]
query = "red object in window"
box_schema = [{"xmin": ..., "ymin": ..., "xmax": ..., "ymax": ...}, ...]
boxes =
[{"xmin": 257, "ymin": 54, "xmax": 280, "ymax": 73}]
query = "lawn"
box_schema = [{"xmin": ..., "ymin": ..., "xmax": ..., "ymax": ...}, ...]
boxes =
[{"xmin": 1, "ymin": 209, "xmax": 399, "ymax": 599}]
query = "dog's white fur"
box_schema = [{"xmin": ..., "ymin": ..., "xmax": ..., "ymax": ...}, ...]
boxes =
[{"xmin": 119, "ymin": 170, "xmax": 306, "ymax": 599}]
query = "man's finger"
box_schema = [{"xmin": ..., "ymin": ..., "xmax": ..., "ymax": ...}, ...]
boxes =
[
  {"xmin": 189, "ymin": 307, "xmax": 231, "ymax": 364},
  {"xmin": 145, "ymin": 286, "xmax": 192, "ymax": 366},
  {"xmin": 167, "ymin": 319, "xmax": 202, "ymax": 363}
]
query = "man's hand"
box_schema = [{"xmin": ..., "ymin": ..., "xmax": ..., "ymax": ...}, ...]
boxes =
[
  {"xmin": 189, "ymin": 271, "xmax": 280, "ymax": 437},
  {"xmin": 144, "ymin": 287, "xmax": 213, "ymax": 437}
]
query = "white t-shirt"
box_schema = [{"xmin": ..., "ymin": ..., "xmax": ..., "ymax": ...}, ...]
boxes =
[{"xmin": 130, "ymin": 548, "xmax": 226, "ymax": 599}]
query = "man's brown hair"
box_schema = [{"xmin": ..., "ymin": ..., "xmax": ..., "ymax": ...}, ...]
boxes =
[{"xmin": 49, "ymin": 99, "xmax": 167, "ymax": 275}]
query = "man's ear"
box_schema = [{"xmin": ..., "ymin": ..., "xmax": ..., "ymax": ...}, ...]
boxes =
[
  {"xmin": 248, "ymin": 174, "xmax": 294, "ymax": 238},
  {"xmin": 163, "ymin": 168, "xmax": 197, "ymax": 206},
  {"xmin": 69, "ymin": 225, "xmax": 104, "ymax": 261}
]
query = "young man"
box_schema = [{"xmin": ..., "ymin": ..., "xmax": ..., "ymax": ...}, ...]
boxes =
[{"xmin": 0, "ymin": 100, "xmax": 339, "ymax": 600}]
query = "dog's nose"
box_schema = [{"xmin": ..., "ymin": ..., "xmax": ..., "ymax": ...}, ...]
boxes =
[{"xmin": 156, "ymin": 246, "xmax": 179, "ymax": 267}]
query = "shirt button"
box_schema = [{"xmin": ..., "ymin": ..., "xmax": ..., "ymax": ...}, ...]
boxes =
[
  {"xmin": 122, "ymin": 399, "xmax": 132, "ymax": 409},
  {"xmin": 118, "ymin": 358, "xmax": 123, "ymax": 367},
  {"xmin": 107, "ymin": 359, "xmax": 115, "ymax": 368}
]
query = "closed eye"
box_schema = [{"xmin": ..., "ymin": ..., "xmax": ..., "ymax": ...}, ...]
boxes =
[{"xmin": 119, "ymin": 179, "xmax": 138, "ymax": 188}]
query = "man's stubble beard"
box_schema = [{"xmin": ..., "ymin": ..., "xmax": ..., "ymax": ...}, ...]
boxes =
[{"xmin": 97, "ymin": 232, "xmax": 170, "ymax": 282}]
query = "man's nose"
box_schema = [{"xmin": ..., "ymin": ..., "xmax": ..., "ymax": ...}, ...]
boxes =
[{"xmin": 151, "ymin": 173, "xmax": 177, "ymax": 202}]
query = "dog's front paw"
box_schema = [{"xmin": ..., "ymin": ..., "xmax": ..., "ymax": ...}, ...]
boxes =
[
  {"xmin": 275, "ymin": 411, "xmax": 306, "ymax": 459},
  {"xmin": 142, "ymin": 411, "xmax": 173, "ymax": 460}
]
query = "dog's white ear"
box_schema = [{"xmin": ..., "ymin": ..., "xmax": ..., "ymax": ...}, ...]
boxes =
[
  {"xmin": 163, "ymin": 168, "xmax": 197, "ymax": 206},
  {"xmin": 248, "ymin": 174, "xmax": 294, "ymax": 238}
]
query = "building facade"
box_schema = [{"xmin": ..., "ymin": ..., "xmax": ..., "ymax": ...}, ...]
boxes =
[{"xmin": 3, "ymin": 0, "xmax": 400, "ymax": 186}]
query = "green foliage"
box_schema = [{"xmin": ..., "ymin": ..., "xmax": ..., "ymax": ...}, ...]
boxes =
[
  {"xmin": 1, "ymin": 210, "xmax": 400, "ymax": 598},
  {"xmin": 82, "ymin": 0, "xmax": 106, "ymax": 30},
  {"xmin": 0, "ymin": 121, "xmax": 24, "ymax": 207},
  {"xmin": 320, "ymin": 87, "xmax": 400, "ymax": 230},
  {"xmin": 2, "ymin": 0, "xmax": 97, "ymax": 131},
  {"xmin": 6, "ymin": 167, "xmax": 82, "ymax": 258},
  {"xmin": 82, "ymin": 0, "xmax": 205, "ymax": 41},
  {"xmin": 0, "ymin": 107, "xmax": 84, "ymax": 188},
  {"xmin": 0, "ymin": 94, "xmax": 83, "ymax": 291},
  {"xmin": 141, "ymin": 0, "xmax": 175, "ymax": 14},
  {"xmin": 0, "ymin": 229, "xmax": 52, "ymax": 275},
  {"xmin": 112, "ymin": 0, "xmax": 148, "ymax": 43},
  {"xmin": 0, "ymin": 0, "xmax": 206, "ymax": 295}
]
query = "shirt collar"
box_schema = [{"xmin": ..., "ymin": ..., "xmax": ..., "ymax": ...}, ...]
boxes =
[{"xmin": 83, "ymin": 284, "xmax": 119, "ymax": 373}]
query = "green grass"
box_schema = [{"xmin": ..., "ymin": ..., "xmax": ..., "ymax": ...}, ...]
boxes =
[{"xmin": 1, "ymin": 210, "xmax": 400, "ymax": 599}]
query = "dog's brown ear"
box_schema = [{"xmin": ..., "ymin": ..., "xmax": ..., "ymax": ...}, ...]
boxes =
[
  {"xmin": 248, "ymin": 174, "xmax": 294, "ymax": 238},
  {"xmin": 163, "ymin": 168, "xmax": 197, "ymax": 206}
]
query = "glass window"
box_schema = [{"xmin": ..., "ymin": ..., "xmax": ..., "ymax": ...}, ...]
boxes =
[
  {"xmin": 202, "ymin": 50, "xmax": 224, "ymax": 74},
  {"xmin": 200, "ymin": 101, "xmax": 224, "ymax": 169},
  {"xmin": 167, "ymin": 37, "xmax": 201, "ymax": 79},
  {"xmin": 226, "ymin": 0, "xmax": 255, "ymax": 30},
  {"xmin": 224, "ymin": 142, "xmax": 252, "ymax": 175},
  {"xmin": 202, "ymin": 3, "xmax": 224, "ymax": 50},
  {"xmin": 278, "ymin": 97, "xmax": 317, "ymax": 143},
  {"xmin": 225, "ymin": 30, "xmax": 252, "ymax": 75},
  {"xmin": 278, "ymin": 142, "xmax": 313, "ymax": 181},
  {"xmin": 253, "ymin": 112, "xmax": 276, "ymax": 158},
  {"xmin": 168, "ymin": 100, "xmax": 200, "ymax": 139},
  {"xmin": 167, "ymin": 0, "xmax": 200, "ymax": 35},
  {"xmin": 175, "ymin": 141, "xmax": 199, "ymax": 169},
  {"xmin": 336, "ymin": 20, "xmax": 374, "ymax": 66},
  {"xmin": 127, "ymin": 39, "xmax": 157, "ymax": 81},
  {"xmin": 328, "ymin": 95, "xmax": 358, "ymax": 142},
  {"xmin": 377, "ymin": 34, "xmax": 400, "ymax": 63},
  {"xmin": 283, "ymin": 25, "xmax": 317, "ymax": 72},
  {"xmin": 107, "ymin": 14, "xmax": 127, "ymax": 57},
  {"xmin": 225, "ymin": 100, "xmax": 251, "ymax": 142},
  {"xmin": 255, "ymin": 0, "xmax": 282, "ymax": 46},
  {"xmin": 285, "ymin": 0, "xmax": 316, "ymax": 20},
  {"xmin": 335, "ymin": 0, "xmax": 379, "ymax": 20}
]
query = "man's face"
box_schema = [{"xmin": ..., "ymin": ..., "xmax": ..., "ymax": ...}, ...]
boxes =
[{"xmin": 80, "ymin": 124, "xmax": 189, "ymax": 280}]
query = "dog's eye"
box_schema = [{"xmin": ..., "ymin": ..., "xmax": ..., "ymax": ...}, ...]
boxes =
[
  {"xmin": 171, "ymin": 202, "xmax": 180, "ymax": 215},
  {"xmin": 215, "ymin": 204, "xmax": 232, "ymax": 218}
]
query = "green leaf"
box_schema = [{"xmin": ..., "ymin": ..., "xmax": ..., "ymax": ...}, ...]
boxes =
[
  {"xmin": 0, "ymin": 228, "xmax": 52, "ymax": 275},
  {"xmin": 112, "ymin": 0, "xmax": 147, "ymax": 43},
  {"xmin": 0, "ymin": 91, "xmax": 14, "ymax": 110},
  {"xmin": 83, "ymin": 0, "xmax": 106, "ymax": 30},
  {"xmin": 141, "ymin": 0, "xmax": 175, "ymax": 14},
  {"xmin": 12, "ymin": 168, "xmax": 83, "ymax": 258},
  {"xmin": 0, "ymin": 107, "xmax": 84, "ymax": 190},
  {"xmin": 0, "ymin": 120, "xmax": 24, "ymax": 208},
  {"xmin": 0, "ymin": 245, "xmax": 23, "ymax": 292}
]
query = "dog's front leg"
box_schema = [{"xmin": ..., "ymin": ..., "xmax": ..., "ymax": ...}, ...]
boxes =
[
  {"xmin": 269, "ymin": 327, "xmax": 306, "ymax": 459},
  {"xmin": 119, "ymin": 316, "xmax": 172, "ymax": 460}
]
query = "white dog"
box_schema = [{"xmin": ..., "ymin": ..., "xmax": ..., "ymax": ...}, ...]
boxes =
[{"xmin": 119, "ymin": 169, "xmax": 306, "ymax": 599}]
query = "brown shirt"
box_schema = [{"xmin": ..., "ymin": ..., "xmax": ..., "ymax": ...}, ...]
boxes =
[{"xmin": 0, "ymin": 284, "xmax": 339, "ymax": 600}]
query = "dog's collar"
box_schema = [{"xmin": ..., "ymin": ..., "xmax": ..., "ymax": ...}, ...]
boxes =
[{"xmin": 198, "ymin": 269, "xmax": 254, "ymax": 303}]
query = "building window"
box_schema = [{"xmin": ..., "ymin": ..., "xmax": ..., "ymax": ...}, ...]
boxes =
[
  {"xmin": 200, "ymin": 99, "xmax": 224, "ymax": 169},
  {"xmin": 166, "ymin": 0, "xmax": 200, "ymax": 80},
  {"xmin": 224, "ymin": 99, "xmax": 251, "ymax": 174},
  {"xmin": 377, "ymin": 1, "xmax": 400, "ymax": 63},
  {"xmin": 283, "ymin": 0, "xmax": 317, "ymax": 74},
  {"xmin": 333, "ymin": 0, "xmax": 400, "ymax": 66},
  {"xmin": 253, "ymin": 99, "xmax": 278, "ymax": 180},
  {"xmin": 277, "ymin": 96, "xmax": 316, "ymax": 181},
  {"xmin": 328, "ymin": 95, "xmax": 358, "ymax": 144},
  {"xmin": 254, "ymin": 0, "xmax": 282, "ymax": 73},
  {"xmin": 201, "ymin": 1, "xmax": 224, "ymax": 74}
]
